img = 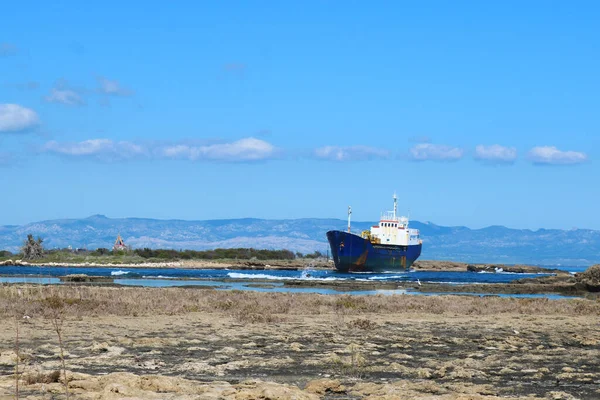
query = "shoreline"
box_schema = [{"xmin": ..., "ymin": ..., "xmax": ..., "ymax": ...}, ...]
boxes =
[
  {"xmin": 1, "ymin": 259, "xmax": 595, "ymax": 298},
  {"xmin": 0, "ymin": 270, "xmax": 596, "ymax": 299},
  {"xmin": 0, "ymin": 258, "xmax": 573, "ymax": 274}
]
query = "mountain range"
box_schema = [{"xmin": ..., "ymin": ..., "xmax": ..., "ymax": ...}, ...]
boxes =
[{"xmin": 1, "ymin": 215, "xmax": 598, "ymax": 266}]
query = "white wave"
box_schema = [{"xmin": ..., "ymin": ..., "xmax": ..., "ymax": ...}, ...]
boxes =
[
  {"xmin": 478, "ymin": 270, "xmax": 551, "ymax": 275},
  {"xmin": 111, "ymin": 270, "xmax": 130, "ymax": 276},
  {"xmin": 226, "ymin": 272, "xmax": 346, "ymax": 281},
  {"xmin": 142, "ymin": 275, "xmax": 176, "ymax": 279},
  {"xmin": 368, "ymin": 275, "xmax": 406, "ymax": 280}
]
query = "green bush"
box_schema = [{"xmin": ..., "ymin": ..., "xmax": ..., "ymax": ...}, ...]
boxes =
[{"xmin": 133, "ymin": 247, "xmax": 296, "ymax": 261}]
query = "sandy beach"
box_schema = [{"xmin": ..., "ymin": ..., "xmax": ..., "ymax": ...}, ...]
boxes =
[{"xmin": 0, "ymin": 285, "xmax": 599, "ymax": 399}]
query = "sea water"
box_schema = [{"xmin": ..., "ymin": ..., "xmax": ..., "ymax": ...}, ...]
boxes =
[{"xmin": 0, "ymin": 264, "xmax": 585, "ymax": 299}]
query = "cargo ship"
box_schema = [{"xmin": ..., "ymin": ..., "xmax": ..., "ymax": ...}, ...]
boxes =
[{"xmin": 327, "ymin": 194, "xmax": 422, "ymax": 272}]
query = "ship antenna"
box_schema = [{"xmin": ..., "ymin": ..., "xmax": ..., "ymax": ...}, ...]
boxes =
[
  {"xmin": 393, "ymin": 192, "xmax": 397, "ymax": 221},
  {"xmin": 347, "ymin": 206, "xmax": 352, "ymax": 233}
]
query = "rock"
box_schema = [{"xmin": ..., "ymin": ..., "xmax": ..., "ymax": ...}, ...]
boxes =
[
  {"xmin": 416, "ymin": 368, "xmax": 433, "ymax": 379},
  {"xmin": 304, "ymin": 378, "xmax": 346, "ymax": 395},
  {"xmin": 290, "ymin": 342, "xmax": 303, "ymax": 352},
  {"xmin": 235, "ymin": 380, "xmax": 319, "ymax": 400},
  {"xmin": 576, "ymin": 265, "xmax": 600, "ymax": 291},
  {"xmin": 548, "ymin": 391, "xmax": 580, "ymax": 400},
  {"xmin": 15, "ymin": 372, "xmax": 318, "ymax": 400}
]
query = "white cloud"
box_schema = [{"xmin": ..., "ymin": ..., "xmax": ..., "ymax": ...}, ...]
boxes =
[
  {"xmin": 97, "ymin": 77, "xmax": 133, "ymax": 96},
  {"xmin": 528, "ymin": 146, "xmax": 587, "ymax": 165},
  {"xmin": 313, "ymin": 145, "xmax": 389, "ymax": 161},
  {"xmin": 0, "ymin": 104, "xmax": 39, "ymax": 132},
  {"xmin": 409, "ymin": 143, "xmax": 464, "ymax": 161},
  {"xmin": 158, "ymin": 137, "xmax": 277, "ymax": 162},
  {"xmin": 43, "ymin": 137, "xmax": 277, "ymax": 163},
  {"xmin": 45, "ymin": 88, "xmax": 85, "ymax": 106},
  {"xmin": 474, "ymin": 144, "xmax": 517, "ymax": 164},
  {"xmin": 44, "ymin": 139, "xmax": 146, "ymax": 161}
]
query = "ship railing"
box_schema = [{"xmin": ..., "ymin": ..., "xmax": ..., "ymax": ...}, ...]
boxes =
[{"xmin": 380, "ymin": 211, "xmax": 398, "ymax": 221}]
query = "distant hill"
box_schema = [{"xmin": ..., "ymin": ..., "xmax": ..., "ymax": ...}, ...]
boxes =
[{"xmin": 1, "ymin": 215, "xmax": 599, "ymax": 266}]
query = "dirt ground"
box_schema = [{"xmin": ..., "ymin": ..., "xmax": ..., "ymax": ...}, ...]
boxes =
[{"xmin": 0, "ymin": 287, "xmax": 599, "ymax": 399}]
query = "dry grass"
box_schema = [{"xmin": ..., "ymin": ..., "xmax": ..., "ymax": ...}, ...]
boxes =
[
  {"xmin": 577, "ymin": 264, "xmax": 600, "ymax": 285},
  {"xmin": 346, "ymin": 318, "xmax": 378, "ymax": 330},
  {"xmin": 0, "ymin": 285, "xmax": 599, "ymax": 322},
  {"xmin": 24, "ymin": 370, "xmax": 60, "ymax": 385}
]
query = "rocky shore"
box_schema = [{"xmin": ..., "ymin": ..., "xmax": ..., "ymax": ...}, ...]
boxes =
[
  {"xmin": 412, "ymin": 260, "xmax": 571, "ymax": 275},
  {"xmin": 0, "ymin": 286, "xmax": 598, "ymax": 399},
  {"xmin": 283, "ymin": 265, "xmax": 600, "ymax": 297},
  {"xmin": 0, "ymin": 257, "xmax": 572, "ymax": 274},
  {"xmin": 3, "ymin": 258, "xmax": 598, "ymax": 298}
]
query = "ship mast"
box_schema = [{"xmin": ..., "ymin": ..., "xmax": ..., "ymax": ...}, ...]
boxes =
[
  {"xmin": 393, "ymin": 192, "xmax": 397, "ymax": 221},
  {"xmin": 347, "ymin": 206, "xmax": 352, "ymax": 233}
]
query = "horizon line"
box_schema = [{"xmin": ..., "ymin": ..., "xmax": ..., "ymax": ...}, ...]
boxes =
[{"xmin": 2, "ymin": 214, "xmax": 594, "ymax": 233}]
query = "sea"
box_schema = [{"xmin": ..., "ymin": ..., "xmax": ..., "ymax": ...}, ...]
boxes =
[{"xmin": 0, "ymin": 264, "xmax": 587, "ymax": 299}]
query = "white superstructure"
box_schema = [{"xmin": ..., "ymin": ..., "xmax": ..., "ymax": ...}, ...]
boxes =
[{"xmin": 361, "ymin": 194, "xmax": 421, "ymax": 246}]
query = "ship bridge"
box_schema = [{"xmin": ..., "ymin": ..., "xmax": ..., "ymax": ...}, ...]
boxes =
[{"xmin": 361, "ymin": 195, "xmax": 421, "ymax": 246}]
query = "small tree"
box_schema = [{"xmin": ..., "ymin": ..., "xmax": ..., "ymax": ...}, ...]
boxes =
[
  {"xmin": 22, "ymin": 234, "xmax": 44, "ymax": 260},
  {"xmin": 93, "ymin": 248, "xmax": 110, "ymax": 256}
]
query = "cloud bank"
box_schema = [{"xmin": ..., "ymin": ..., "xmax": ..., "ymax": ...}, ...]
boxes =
[
  {"xmin": 313, "ymin": 145, "xmax": 389, "ymax": 161},
  {"xmin": 43, "ymin": 137, "xmax": 278, "ymax": 162},
  {"xmin": 410, "ymin": 143, "xmax": 464, "ymax": 161},
  {"xmin": 474, "ymin": 144, "xmax": 517, "ymax": 164},
  {"xmin": 45, "ymin": 88, "xmax": 85, "ymax": 106},
  {"xmin": 528, "ymin": 146, "xmax": 587, "ymax": 165},
  {"xmin": 44, "ymin": 139, "xmax": 146, "ymax": 161},
  {"xmin": 158, "ymin": 137, "xmax": 276, "ymax": 162},
  {"xmin": 0, "ymin": 104, "xmax": 39, "ymax": 132}
]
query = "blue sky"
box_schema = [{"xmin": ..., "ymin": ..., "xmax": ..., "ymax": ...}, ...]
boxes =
[{"xmin": 1, "ymin": 1, "xmax": 599, "ymax": 229}]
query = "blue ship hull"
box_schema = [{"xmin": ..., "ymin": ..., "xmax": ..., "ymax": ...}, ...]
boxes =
[{"xmin": 327, "ymin": 230, "xmax": 422, "ymax": 272}]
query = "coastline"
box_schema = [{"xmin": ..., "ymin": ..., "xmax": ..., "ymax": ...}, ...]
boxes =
[
  {"xmin": 0, "ymin": 257, "xmax": 573, "ymax": 274},
  {"xmin": 1, "ymin": 258, "xmax": 596, "ymax": 298}
]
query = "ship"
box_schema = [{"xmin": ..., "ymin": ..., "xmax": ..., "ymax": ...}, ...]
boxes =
[{"xmin": 327, "ymin": 194, "xmax": 422, "ymax": 272}]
